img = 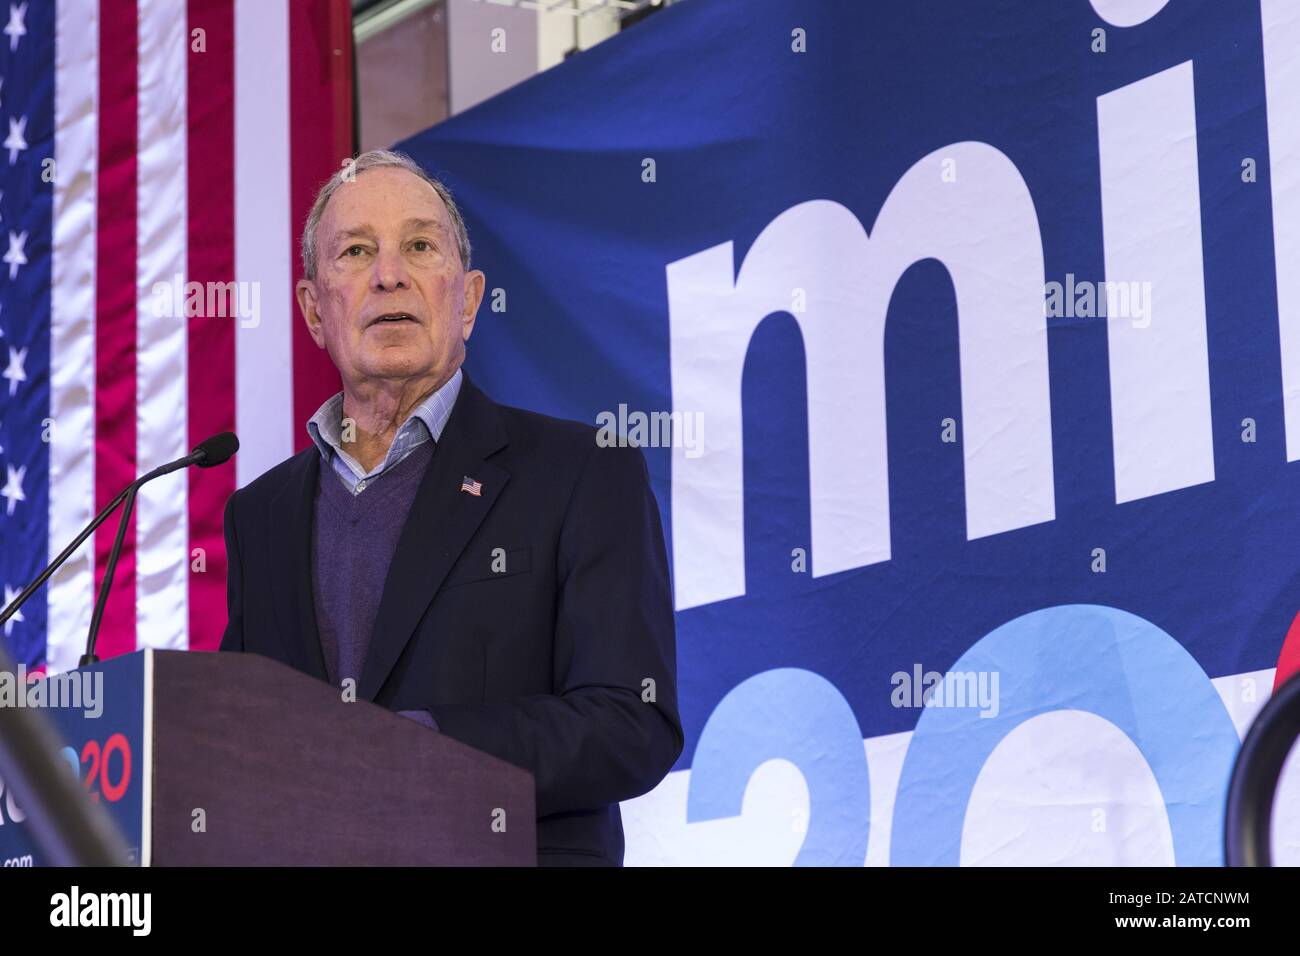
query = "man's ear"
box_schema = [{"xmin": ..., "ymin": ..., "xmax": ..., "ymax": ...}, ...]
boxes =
[
  {"xmin": 296, "ymin": 278, "xmax": 327, "ymax": 349},
  {"xmin": 461, "ymin": 269, "xmax": 486, "ymax": 341}
]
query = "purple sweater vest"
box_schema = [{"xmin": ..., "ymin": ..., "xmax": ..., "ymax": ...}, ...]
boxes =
[{"xmin": 310, "ymin": 440, "xmax": 435, "ymax": 707}]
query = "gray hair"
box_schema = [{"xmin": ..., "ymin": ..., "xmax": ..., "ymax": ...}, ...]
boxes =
[{"xmin": 300, "ymin": 148, "xmax": 472, "ymax": 280}]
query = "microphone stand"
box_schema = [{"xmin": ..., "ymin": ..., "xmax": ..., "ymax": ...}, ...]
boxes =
[
  {"xmin": 0, "ymin": 431, "xmax": 238, "ymax": 661},
  {"xmin": 80, "ymin": 450, "xmax": 206, "ymax": 667},
  {"xmin": 81, "ymin": 484, "xmax": 140, "ymax": 667},
  {"xmin": 0, "ymin": 485, "xmax": 132, "ymax": 633}
]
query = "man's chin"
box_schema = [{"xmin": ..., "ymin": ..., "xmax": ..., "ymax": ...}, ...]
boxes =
[{"xmin": 358, "ymin": 354, "xmax": 437, "ymax": 383}]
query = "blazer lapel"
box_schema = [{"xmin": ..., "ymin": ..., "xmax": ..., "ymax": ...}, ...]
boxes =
[
  {"xmin": 358, "ymin": 373, "xmax": 510, "ymax": 702},
  {"xmin": 268, "ymin": 449, "xmax": 329, "ymax": 683}
]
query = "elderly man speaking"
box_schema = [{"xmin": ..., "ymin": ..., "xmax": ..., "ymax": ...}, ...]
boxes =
[{"xmin": 219, "ymin": 148, "xmax": 683, "ymax": 867}]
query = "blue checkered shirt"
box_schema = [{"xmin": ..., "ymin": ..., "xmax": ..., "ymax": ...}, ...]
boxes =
[{"xmin": 306, "ymin": 367, "xmax": 462, "ymax": 496}]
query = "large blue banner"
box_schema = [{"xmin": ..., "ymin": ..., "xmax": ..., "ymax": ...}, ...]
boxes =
[{"xmin": 400, "ymin": 0, "xmax": 1300, "ymax": 865}]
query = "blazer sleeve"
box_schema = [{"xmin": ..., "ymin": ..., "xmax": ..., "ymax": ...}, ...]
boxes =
[
  {"xmin": 427, "ymin": 441, "xmax": 684, "ymax": 818},
  {"xmin": 219, "ymin": 492, "xmax": 245, "ymax": 653}
]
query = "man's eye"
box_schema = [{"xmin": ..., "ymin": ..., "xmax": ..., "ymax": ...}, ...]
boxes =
[
  {"xmin": 411, "ymin": 240, "xmax": 432, "ymax": 252},
  {"xmin": 343, "ymin": 245, "xmax": 366, "ymax": 257}
]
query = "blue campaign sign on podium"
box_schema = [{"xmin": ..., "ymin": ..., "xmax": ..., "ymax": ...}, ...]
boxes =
[{"xmin": 0, "ymin": 651, "xmax": 149, "ymax": 867}]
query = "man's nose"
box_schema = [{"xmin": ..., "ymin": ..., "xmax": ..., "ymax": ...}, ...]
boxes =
[{"xmin": 371, "ymin": 245, "xmax": 411, "ymax": 291}]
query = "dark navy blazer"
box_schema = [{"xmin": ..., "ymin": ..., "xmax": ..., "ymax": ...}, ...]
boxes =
[{"xmin": 219, "ymin": 371, "xmax": 684, "ymax": 866}]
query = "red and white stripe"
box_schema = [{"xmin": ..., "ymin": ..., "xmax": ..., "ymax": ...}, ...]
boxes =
[{"xmin": 46, "ymin": 0, "xmax": 350, "ymax": 673}]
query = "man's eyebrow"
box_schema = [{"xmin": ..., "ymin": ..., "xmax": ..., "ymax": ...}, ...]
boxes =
[
  {"xmin": 402, "ymin": 217, "xmax": 448, "ymax": 233},
  {"xmin": 335, "ymin": 226, "xmax": 376, "ymax": 242},
  {"xmin": 334, "ymin": 219, "xmax": 447, "ymax": 241}
]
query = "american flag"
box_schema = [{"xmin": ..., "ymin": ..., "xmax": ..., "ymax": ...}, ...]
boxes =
[
  {"xmin": 460, "ymin": 476, "xmax": 482, "ymax": 497},
  {"xmin": 0, "ymin": 0, "xmax": 352, "ymax": 676}
]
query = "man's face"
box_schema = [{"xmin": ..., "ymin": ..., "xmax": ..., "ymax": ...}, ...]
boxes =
[{"xmin": 296, "ymin": 166, "xmax": 485, "ymax": 394}]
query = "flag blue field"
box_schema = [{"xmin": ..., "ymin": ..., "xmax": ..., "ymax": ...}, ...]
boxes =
[{"xmin": 0, "ymin": 0, "xmax": 52, "ymax": 669}]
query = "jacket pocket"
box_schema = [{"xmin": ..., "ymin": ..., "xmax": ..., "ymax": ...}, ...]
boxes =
[{"xmin": 441, "ymin": 545, "xmax": 532, "ymax": 589}]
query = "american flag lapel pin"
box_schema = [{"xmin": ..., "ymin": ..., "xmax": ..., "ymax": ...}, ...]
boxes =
[{"xmin": 460, "ymin": 475, "xmax": 482, "ymax": 496}]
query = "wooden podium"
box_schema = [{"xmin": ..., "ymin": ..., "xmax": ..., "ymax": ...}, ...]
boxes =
[{"xmin": 0, "ymin": 650, "xmax": 536, "ymax": 866}]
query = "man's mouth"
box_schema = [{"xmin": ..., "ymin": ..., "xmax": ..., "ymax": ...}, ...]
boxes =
[{"xmin": 369, "ymin": 312, "xmax": 417, "ymax": 327}]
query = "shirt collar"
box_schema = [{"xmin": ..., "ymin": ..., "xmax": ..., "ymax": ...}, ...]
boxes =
[{"xmin": 306, "ymin": 366, "xmax": 463, "ymax": 466}]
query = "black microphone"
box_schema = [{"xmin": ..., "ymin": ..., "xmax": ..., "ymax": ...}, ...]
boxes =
[
  {"xmin": 191, "ymin": 431, "xmax": 239, "ymax": 469},
  {"xmin": 79, "ymin": 432, "xmax": 240, "ymax": 666},
  {"xmin": 134, "ymin": 430, "xmax": 240, "ymax": 483}
]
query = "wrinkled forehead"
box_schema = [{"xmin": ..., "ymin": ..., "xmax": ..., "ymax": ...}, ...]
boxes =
[{"xmin": 322, "ymin": 166, "xmax": 453, "ymax": 240}]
